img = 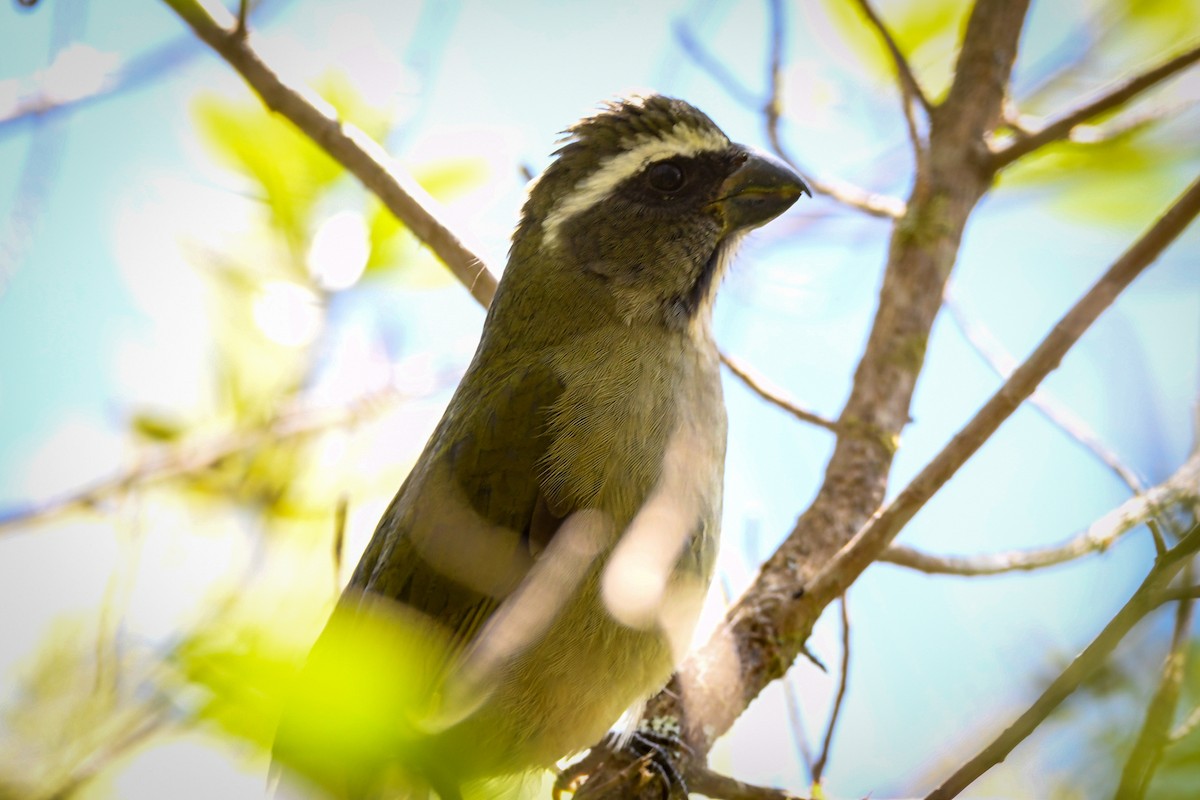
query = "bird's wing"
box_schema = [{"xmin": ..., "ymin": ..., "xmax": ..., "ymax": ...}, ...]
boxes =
[{"xmin": 347, "ymin": 359, "xmax": 567, "ymax": 654}]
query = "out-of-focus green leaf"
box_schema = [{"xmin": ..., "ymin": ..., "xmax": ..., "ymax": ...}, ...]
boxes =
[
  {"xmin": 416, "ymin": 158, "xmax": 490, "ymax": 202},
  {"xmin": 995, "ymin": 120, "xmax": 1189, "ymax": 222},
  {"xmin": 195, "ymin": 97, "xmax": 342, "ymax": 261},
  {"xmin": 194, "ymin": 72, "xmax": 394, "ymax": 262},
  {"xmin": 131, "ymin": 413, "xmax": 186, "ymax": 442},
  {"xmin": 1120, "ymin": 0, "xmax": 1200, "ymax": 44},
  {"xmin": 818, "ymin": 0, "xmax": 967, "ymax": 101},
  {"xmin": 177, "ymin": 628, "xmax": 298, "ymax": 749},
  {"xmin": 365, "ymin": 157, "xmax": 489, "ymax": 279},
  {"xmin": 0, "ymin": 618, "xmax": 167, "ymax": 797},
  {"xmin": 269, "ymin": 596, "xmax": 452, "ymax": 795}
]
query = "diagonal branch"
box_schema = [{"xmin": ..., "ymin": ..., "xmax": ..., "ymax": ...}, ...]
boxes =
[
  {"xmin": 161, "ymin": 0, "xmax": 498, "ymax": 307},
  {"xmin": 990, "ymin": 43, "xmax": 1200, "ymax": 170},
  {"xmin": 942, "ymin": 284, "xmax": 1146, "ymax": 494},
  {"xmin": 720, "ymin": 352, "xmax": 840, "ymax": 433},
  {"xmin": 811, "ymin": 596, "xmax": 850, "ymax": 785},
  {"xmin": 0, "ymin": 381, "xmax": 418, "ymax": 535},
  {"xmin": 641, "ymin": 0, "xmax": 1035, "ymax": 761},
  {"xmin": 853, "ymin": 0, "xmax": 931, "ymax": 162},
  {"xmin": 660, "ymin": 167, "xmax": 1198, "ymax": 761},
  {"xmin": 1116, "ymin": 562, "xmax": 1195, "ymax": 799},
  {"xmin": 925, "ymin": 522, "xmax": 1200, "ymax": 800},
  {"xmin": 853, "ymin": 0, "xmax": 933, "ymax": 114},
  {"xmin": 805, "ymin": 174, "xmax": 1200, "ymax": 607}
]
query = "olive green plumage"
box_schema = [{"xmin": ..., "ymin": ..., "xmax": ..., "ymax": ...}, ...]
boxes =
[{"xmin": 277, "ymin": 94, "xmax": 807, "ymax": 798}]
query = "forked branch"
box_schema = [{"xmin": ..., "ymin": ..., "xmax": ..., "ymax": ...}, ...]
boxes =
[{"xmin": 991, "ymin": 43, "xmax": 1200, "ymax": 170}]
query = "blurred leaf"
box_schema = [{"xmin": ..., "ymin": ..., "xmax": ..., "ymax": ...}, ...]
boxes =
[
  {"xmin": 183, "ymin": 596, "xmax": 456, "ymax": 795},
  {"xmin": 818, "ymin": 0, "xmax": 967, "ymax": 101},
  {"xmin": 0, "ymin": 618, "xmax": 167, "ymax": 797},
  {"xmin": 416, "ymin": 158, "xmax": 490, "ymax": 201},
  {"xmin": 996, "ymin": 120, "xmax": 1189, "ymax": 222},
  {"xmin": 130, "ymin": 412, "xmax": 186, "ymax": 443},
  {"xmin": 195, "ymin": 72, "xmax": 394, "ymax": 263},
  {"xmin": 175, "ymin": 626, "xmax": 299, "ymax": 749},
  {"xmin": 1119, "ymin": 0, "xmax": 1200, "ymax": 45},
  {"xmin": 195, "ymin": 97, "xmax": 341, "ymax": 262},
  {"xmin": 365, "ymin": 157, "xmax": 488, "ymax": 279}
]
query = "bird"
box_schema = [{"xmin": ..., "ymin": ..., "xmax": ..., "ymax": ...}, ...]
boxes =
[{"xmin": 272, "ymin": 94, "xmax": 808, "ymax": 799}]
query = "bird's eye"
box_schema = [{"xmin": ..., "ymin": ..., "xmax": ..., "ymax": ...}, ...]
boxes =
[{"xmin": 646, "ymin": 161, "xmax": 686, "ymax": 193}]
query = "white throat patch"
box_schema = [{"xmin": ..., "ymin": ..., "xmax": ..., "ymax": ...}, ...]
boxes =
[{"xmin": 541, "ymin": 122, "xmax": 730, "ymax": 248}]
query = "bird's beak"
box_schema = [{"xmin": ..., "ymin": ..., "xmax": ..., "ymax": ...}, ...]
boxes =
[{"xmin": 711, "ymin": 147, "xmax": 810, "ymax": 235}]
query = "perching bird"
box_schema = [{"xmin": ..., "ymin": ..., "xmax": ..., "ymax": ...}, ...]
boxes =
[{"xmin": 274, "ymin": 94, "xmax": 808, "ymax": 799}]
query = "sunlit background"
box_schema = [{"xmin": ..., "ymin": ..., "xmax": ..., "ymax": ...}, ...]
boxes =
[{"xmin": 1, "ymin": 0, "xmax": 1198, "ymax": 797}]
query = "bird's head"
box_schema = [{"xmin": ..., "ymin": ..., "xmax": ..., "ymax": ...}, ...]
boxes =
[{"xmin": 503, "ymin": 94, "xmax": 809, "ymax": 332}]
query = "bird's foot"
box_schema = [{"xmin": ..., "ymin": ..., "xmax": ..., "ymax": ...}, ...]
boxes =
[{"xmin": 553, "ymin": 729, "xmax": 690, "ymax": 800}]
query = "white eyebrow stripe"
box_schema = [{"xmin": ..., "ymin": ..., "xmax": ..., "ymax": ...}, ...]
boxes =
[{"xmin": 541, "ymin": 122, "xmax": 730, "ymax": 248}]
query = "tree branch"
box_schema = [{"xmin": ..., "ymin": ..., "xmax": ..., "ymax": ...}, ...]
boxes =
[
  {"xmin": 1155, "ymin": 584, "xmax": 1200, "ymax": 609},
  {"xmin": 853, "ymin": 0, "xmax": 932, "ymax": 115},
  {"xmin": 1116, "ymin": 562, "xmax": 1196, "ymax": 799},
  {"xmin": 811, "ymin": 596, "xmax": 850, "ymax": 785},
  {"xmin": 760, "ymin": 0, "xmax": 906, "ymax": 220},
  {"xmin": 803, "ymin": 172, "xmax": 1199, "ymax": 602},
  {"xmin": 990, "ymin": 42, "xmax": 1200, "ymax": 170},
  {"xmin": 880, "ymin": 431, "xmax": 1199, "ymax": 577},
  {"xmin": 924, "ymin": 523, "xmax": 1200, "ymax": 800},
  {"xmin": 853, "ymin": 0, "xmax": 931, "ymax": 163},
  {"xmin": 160, "ymin": 0, "xmax": 498, "ymax": 307},
  {"xmin": 942, "ymin": 285, "xmax": 1146, "ymax": 495},
  {"xmin": 720, "ymin": 352, "xmax": 840, "ymax": 433},
  {"xmin": 686, "ymin": 767, "xmax": 808, "ymax": 800},
  {"xmin": 0, "ymin": 381, "xmax": 418, "ymax": 534},
  {"xmin": 640, "ymin": 0, "xmax": 1035, "ymax": 762}
]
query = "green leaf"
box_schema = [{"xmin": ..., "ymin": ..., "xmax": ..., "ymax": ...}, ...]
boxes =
[
  {"xmin": 130, "ymin": 412, "xmax": 186, "ymax": 442},
  {"xmin": 195, "ymin": 96, "xmax": 343, "ymax": 260},
  {"xmin": 268, "ymin": 598, "xmax": 454, "ymax": 793},
  {"xmin": 364, "ymin": 157, "xmax": 488, "ymax": 279},
  {"xmin": 193, "ymin": 72, "xmax": 395, "ymax": 262},
  {"xmin": 996, "ymin": 120, "xmax": 1188, "ymax": 223},
  {"xmin": 818, "ymin": 0, "xmax": 966, "ymax": 101}
]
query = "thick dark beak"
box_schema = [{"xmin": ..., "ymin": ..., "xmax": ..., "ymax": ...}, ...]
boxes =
[{"xmin": 712, "ymin": 147, "xmax": 810, "ymax": 234}]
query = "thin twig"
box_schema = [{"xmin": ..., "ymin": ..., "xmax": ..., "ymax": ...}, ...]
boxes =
[
  {"xmin": 853, "ymin": 0, "xmax": 932, "ymax": 115},
  {"xmin": 1155, "ymin": 584, "xmax": 1200, "ymax": 608},
  {"xmin": 881, "ymin": 434, "xmax": 1198, "ymax": 577},
  {"xmin": 853, "ymin": 0, "xmax": 930, "ymax": 163},
  {"xmin": 161, "ymin": 0, "xmax": 499, "ymax": 307},
  {"xmin": 811, "ymin": 596, "xmax": 850, "ymax": 785},
  {"xmin": 0, "ymin": 1, "xmax": 296, "ymax": 134},
  {"xmin": 942, "ymin": 284, "xmax": 1147, "ymax": 495},
  {"xmin": 1116, "ymin": 562, "xmax": 1196, "ymax": 799},
  {"xmin": 924, "ymin": 525, "xmax": 1200, "ymax": 800},
  {"xmin": 782, "ymin": 675, "xmax": 815, "ymax": 783},
  {"xmin": 236, "ymin": 0, "xmax": 249, "ymax": 36},
  {"xmin": 672, "ymin": 19, "xmax": 760, "ymax": 109},
  {"xmin": 759, "ymin": 0, "xmax": 906, "ymax": 220},
  {"xmin": 0, "ymin": 382, "xmax": 416, "ymax": 534},
  {"xmin": 677, "ymin": 2, "xmax": 903, "ymax": 221},
  {"xmin": 332, "ymin": 495, "xmax": 348, "ymax": 592},
  {"xmin": 687, "ymin": 766, "xmax": 808, "ymax": 800},
  {"xmin": 1169, "ymin": 699, "xmax": 1200, "ymax": 744},
  {"xmin": 990, "ymin": 42, "xmax": 1200, "ymax": 170},
  {"xmin": 720, "ymin": 352, "xmax": 840, "ymax": 433}
]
